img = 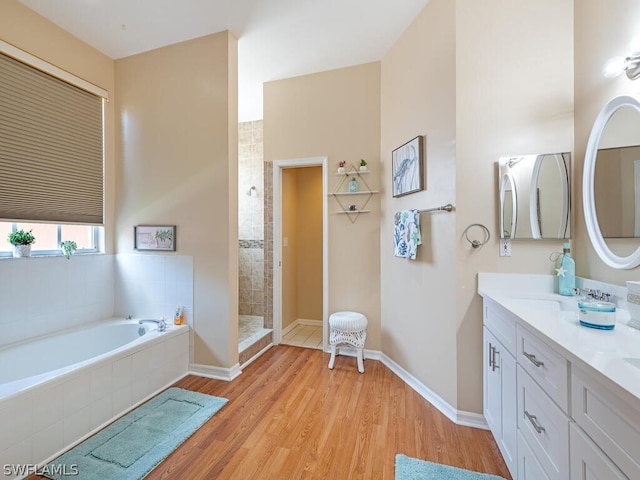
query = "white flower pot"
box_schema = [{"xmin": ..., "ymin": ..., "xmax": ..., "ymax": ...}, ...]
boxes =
[
  {"xmin": 337, "ymin": 167, "xmax": 345, "ymax": 174},
  {"xmin": 360, "ymin": 166, "xmax": 367, "ymax": 172},
  {"xmin": 13, "ymin": 245, "xmax": 31, "ymax": 258}
]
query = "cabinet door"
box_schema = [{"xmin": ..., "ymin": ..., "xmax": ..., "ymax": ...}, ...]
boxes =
[
  {"xmin": 484, "ymin": 327, "xmax": 517, "ymax": 478},
  {"xmin": 484, "ymin": 327, "xmax": 502, "ymax": 435},
  {"xmin": 570, "ymin": 423, "xmax": 627, "ymax": 480}
]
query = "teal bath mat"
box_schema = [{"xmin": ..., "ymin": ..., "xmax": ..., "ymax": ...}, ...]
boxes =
[
  {"xmin": 42, "ymin": 388, "xmax": 227, "ymax": 480},
  {"xmin": 395, "ymin": 454, "xmax": 507, "ymax": 480}
]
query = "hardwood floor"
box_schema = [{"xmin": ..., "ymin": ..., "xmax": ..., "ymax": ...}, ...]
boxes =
[{"xmin": 34, "ymin": 346, "xmax": 511, "ymax": 479}]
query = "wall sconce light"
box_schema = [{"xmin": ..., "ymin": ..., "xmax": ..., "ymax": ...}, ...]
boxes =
[{"xmin": 603, "ymin": 36, "xmax": 640, "ymax": 80}]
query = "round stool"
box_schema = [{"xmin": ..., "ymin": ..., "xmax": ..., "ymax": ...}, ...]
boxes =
[{"xmin": 328, "ymin": 311, "xmax": 368, "ymax": 373}]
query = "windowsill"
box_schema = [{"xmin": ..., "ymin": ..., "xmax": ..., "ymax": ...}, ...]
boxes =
[{"xmin": 0, "ymin": 252, "xmax": 103, "ymax": 260}]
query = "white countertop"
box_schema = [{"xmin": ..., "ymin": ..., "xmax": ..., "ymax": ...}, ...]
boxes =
[{"xmin": 478, "ymin": 273, "xmax": 640, "ymax": 404}]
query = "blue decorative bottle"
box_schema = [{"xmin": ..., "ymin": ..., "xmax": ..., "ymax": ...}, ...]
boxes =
[
  {"xmin": 557, "ymin": 242, "xmax": 575, "ymax": 296},
  {"xmin": 348, "ymin": 177, "xmax": 359, "ymax": 193}
]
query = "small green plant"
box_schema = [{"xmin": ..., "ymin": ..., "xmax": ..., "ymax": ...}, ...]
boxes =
[
  {"xmin": 360, "ymin": 158, "xmax": 367, "ymax": 167},
  {"xmin": 7, "ymin": 229, "xmax": 35, "ymax": 246},
  {"xmin": 61, "ymin": 240, "xmax": 77, "ymax": 259},
  {"xmin": 155, "ymin": 229, "xmax": 173, "ymax": 241}
]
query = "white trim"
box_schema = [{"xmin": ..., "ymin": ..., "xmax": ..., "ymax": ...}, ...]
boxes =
[
  {"xmin": 272, "ymin": 157, "xmax": 329, "ymax": 348},
  {"xmin": 298, "ymin": 318, "xmax": 323, "ymax": 327},
  {"xmin": 379, "ymin": 353, "xmax": 489, "ymax": 430},
  {"xmin": 190, "ymin": 363, "xmax": 242, "ymax": 381},
  {"xmin": 0, "ymin": 39, "xmax": 109, "ymax": 100}
]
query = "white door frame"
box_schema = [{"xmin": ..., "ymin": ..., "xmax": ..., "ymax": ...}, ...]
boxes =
[{"xmin": 272, "ymin": 156, "xmax": 328, "ymax": 351}]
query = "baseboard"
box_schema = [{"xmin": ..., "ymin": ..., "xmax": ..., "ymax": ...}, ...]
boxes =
[
  {"xmin": 282, "ymin": 318, "xmax": 323, "ymax": 337},
  {"xmin": 298, "ymin": 318, "xmax": 322, "ymax": 327},
  {"xmin": 190, "ymin": 362, "xmax": 242, "ymax": 381},
  {"xmin": 379, "ymin": 353, "xmax": 488, "ymax": 430}
]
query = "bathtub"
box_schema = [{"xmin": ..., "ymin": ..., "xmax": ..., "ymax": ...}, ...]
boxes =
[{"xmin": 0, "ymin": 318, "xmax": 189, "ymax": 479}]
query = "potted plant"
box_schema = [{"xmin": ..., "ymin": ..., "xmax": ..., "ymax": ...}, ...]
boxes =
[
  {"xmin": 61, "ymin": 240, "xmax": 77, "ymax": 259},
  {"xmin": 7, "ymin": 229, "xmax": 35, "ymax": 258},
  {"xmin": 337, "ymin": 161, "xmax": 346, "ymax": 174},
  {"xmin": 155, "ymin": 229, "xmax": 173, "ymax": 248},
  {"xmin": 360, "ymin": 158, "xmax": 368, "ymax": 172}
]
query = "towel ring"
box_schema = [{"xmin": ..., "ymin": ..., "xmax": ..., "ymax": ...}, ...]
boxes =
[{"xmin": 463, "ymin": 223, "xmax": 490, "ymax": 249}]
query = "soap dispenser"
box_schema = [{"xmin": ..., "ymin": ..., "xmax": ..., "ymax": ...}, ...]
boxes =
[{"xmin": 557, "ymin": 242, "xmax": 575, "ymax": 296}]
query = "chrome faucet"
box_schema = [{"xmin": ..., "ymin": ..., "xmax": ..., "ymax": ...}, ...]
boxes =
[
  {"xmin": 138, "ymin": 318, "xmax": 167, "ymax": 332},
  {"xmin": 573, "ymin": 287, "xmax": 611, "ymax": 302}
]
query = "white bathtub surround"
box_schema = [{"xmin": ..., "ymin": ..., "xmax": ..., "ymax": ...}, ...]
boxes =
[
  {"xmin": 115, "ymin": 254, "xmax": 194, "ymax": 327},
  {"xmin": 0, "ymin": 320, "xmax": 188, "ymax": 480},
  {"xmin": 0, "ymin": 255, "xmax": 115, "ymax": 348}
]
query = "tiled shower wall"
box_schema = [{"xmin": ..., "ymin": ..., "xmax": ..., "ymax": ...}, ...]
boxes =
[{"xmin": 239, "ymin": 120, "xmax": 265, "ymax": 319}]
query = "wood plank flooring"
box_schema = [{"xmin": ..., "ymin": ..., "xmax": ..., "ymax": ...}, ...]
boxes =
[{"xmin": 34, "ymin": 345, "xmax": 512, "ymax": 479}]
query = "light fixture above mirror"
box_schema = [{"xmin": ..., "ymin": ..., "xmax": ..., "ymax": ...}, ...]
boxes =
[{"xmin": 603, "ymin": 35, "xmax": 640, "ymax": 80}]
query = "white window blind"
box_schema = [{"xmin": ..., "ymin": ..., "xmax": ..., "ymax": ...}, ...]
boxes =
[{"xmin": 0, "ymin": 52, "xmax": 104, "ymax": 224}]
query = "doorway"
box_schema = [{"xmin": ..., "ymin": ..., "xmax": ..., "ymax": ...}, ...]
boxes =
[{"xmin": 272, "ymin": 157, "xmax": 328, "ymax": 351}]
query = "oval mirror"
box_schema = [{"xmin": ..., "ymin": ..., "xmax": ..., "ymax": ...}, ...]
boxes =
[
  {"xmin": 584, "ymin": 95, "xmax": 640, "ymax": 269},
  {"xmin": 499, "ymin": 172, "xmax": 517, "ymax": 238}
]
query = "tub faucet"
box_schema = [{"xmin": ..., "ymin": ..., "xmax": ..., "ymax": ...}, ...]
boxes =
[{"xmin": 138, "ymin": 318, "xmax": 167, "ymax": 332}]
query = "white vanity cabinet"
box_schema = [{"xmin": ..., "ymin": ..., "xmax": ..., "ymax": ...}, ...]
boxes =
[{"xmin": 483, "ymin": 299, "xmax": 517, "ymax": 478}]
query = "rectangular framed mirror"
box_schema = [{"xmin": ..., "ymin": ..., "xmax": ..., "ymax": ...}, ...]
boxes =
[{"xmin": 498, "ymin": 152, "xmax": 571, "ymax": 240}]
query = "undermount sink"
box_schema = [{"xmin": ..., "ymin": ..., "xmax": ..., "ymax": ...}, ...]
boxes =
[
  {"xmin": 507, "ymin": 294, "xmax": 577, "ymax": 313},
  {"xmin": 624, "ymin": 357, "xmax": 640, "ymax": 370}
]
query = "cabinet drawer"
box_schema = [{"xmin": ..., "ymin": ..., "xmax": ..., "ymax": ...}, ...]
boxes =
[
  {"xmin": 517, "ymin": 430, "xmax": 552, "ymax": 480},
  {"xmin": 572, "ymin": 365, "xmax": 640, "ymax": 479},
  {"xmin": 484, "ymin": 298, "xmax": 517, "ymax": 357},
  {"xmin": 517, "ymin": 365, "xmax": 569, "ymax": 480},
  {"xmin": 569, "ymin": 423, "xmax": 626, "ymax": 480},
  {"xmin": 517, "ymin": 324, "xmax": 568, "ymax": 410}
]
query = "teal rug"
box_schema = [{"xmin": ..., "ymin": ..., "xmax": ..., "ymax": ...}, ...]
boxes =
[
  {"xmin": 395, "ymin": 454, "xmax": 507, "ymax": 480},
  {"xmin": 42, "ymin": 388, "xmax": 227, "ymax": 480}
]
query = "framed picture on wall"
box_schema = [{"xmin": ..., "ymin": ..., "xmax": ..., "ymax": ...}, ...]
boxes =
[
  {"xmin": 134, "ymin": 225, "xmax": 176, "ymax": 251},
  {"xmin": 392, "ymin": 135, "xmax": 425, "ymax": 197}
]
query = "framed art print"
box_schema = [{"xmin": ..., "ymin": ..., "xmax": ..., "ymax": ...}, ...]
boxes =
[
  {"xmin": 392, "ymin": 135, "xmax": 424, "ymax": 197},
  {"xmin": 134, "ymin": 225, "xmax": 176, "ymax": 251}
]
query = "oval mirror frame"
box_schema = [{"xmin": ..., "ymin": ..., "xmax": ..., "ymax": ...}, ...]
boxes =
[{"xmin": 583, "ymin": 95, "xmax": 640, "ymax": 269}]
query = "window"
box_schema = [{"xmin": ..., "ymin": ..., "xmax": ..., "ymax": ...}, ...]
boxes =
[
  {"xmin": 0, "ymin": 45, "xmax": 106, "ymax": 225},
  {"xmin": 0, "ymin": 221, "xmax": 99, "ymax": 257}
]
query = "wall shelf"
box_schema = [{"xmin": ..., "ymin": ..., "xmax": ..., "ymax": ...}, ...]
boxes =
[{"xmin": 330, "ymin": 163, "xmax": 377, "ymax": 223}]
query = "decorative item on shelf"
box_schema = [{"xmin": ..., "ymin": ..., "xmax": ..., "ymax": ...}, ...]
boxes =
[
  {"xmin": 61, "ymin": 240, "xmax": 77, "ymax": 259},
  {"xmin": 337, "ymin": 160, "xmax": 346, "ymax": 174},
  {"xmin": 349, "ymin": 204, "xmax": 357, "ymax": 211},
  {"xmin": 359, "ymin": 158, "xmax": 367, "ymax": 172},
  {"xmin": 348, "ymin": 176, "xmax": 359, "ymax": 192},
  {"xmin": 7, "ymin": 229, "xmax": 35, "ymax": 258}
]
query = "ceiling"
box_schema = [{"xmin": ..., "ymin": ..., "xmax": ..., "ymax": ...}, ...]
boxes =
[{"xmin": 19, "ymin": 0, "xmax": 429, "ymax": 121}]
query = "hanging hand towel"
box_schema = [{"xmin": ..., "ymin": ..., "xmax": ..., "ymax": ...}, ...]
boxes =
[{"xmin": 393, "ymin": 209, "xmax": 421, "ymax": 259}]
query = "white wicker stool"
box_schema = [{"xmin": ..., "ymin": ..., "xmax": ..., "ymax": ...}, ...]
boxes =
[{"xmin": 328, "ymin": 311, "xmax": 368, "ymax": 373}]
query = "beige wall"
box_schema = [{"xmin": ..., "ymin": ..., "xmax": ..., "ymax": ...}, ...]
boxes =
[
  {"xmin": 264, "ymin": 63, "xmax": 382, "ymax": 348},
  {"xmin": 0, "ymin": 0, "xmax": 116, "ymax": 252},
  {"xmin": 281, "ymin": 166, "xmax": 323, "ymax": 328},
  {"xmin": 380, "ymin": 0, "xmax": 458, "ymax": 407},
  {"xmin": 282, "ymin": 168, "xmax": 299, "ymax": 329},
  {"xmin": 455, "ymin": 0, "xmax": 573, "ymax": 412},
  {"xmin": 115, "ymin": 32, "xmax": 239, "ymax": 368},
  {"xmin": 575, "ymin": 0, "xmax": 640, "ymax": 283},
  {"xmin": 296, "ymin": 167, "xmax": 323, "ymax": 320}
]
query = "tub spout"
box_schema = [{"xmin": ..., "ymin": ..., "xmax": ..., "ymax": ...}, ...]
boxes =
[{"xmin": 138, "ymin": 318, "xmax": 167, "ymax": 332}]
